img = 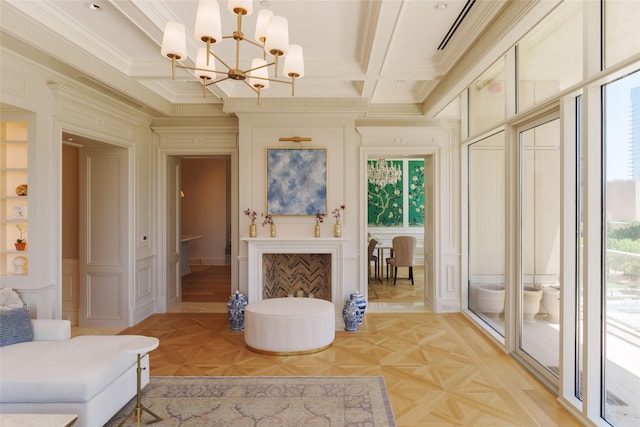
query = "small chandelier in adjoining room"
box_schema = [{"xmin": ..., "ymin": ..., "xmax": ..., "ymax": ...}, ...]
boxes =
[
  {"xmin": 160, "ymin": 0, "xmax": 304, "ymax": 105},
  {"xmin": 367, "ymin": 159, "xmax": 402, "ymax": 187}
]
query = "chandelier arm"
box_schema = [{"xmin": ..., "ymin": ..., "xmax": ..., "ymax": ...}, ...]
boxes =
[
  {"xmin": 205, "ymin": 76, "xmax": 231, "ymax": 86},
  {"xmin": 207, "ymin": 51, "xmax": 234, "ymax": 73},
  {"xmin": 242, "ymin": 38, "xmax": 264, "ymax": 49},
  {"xmin": 241, "ymin": 79, "xmax": 259, "ymax": 95}
]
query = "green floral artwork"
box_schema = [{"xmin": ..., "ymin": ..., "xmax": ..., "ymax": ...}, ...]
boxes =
[
  {"xmin": 367, "ymin": 160, "xmax": 425, "ymax": 227},
  {"xmin": 408, "ymin": 160, "xmax": 425, "ymax": 226}
]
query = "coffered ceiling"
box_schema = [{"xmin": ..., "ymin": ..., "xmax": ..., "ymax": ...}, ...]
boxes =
[{"xmin": 1, "ymin": 0, "xmax": 517, "ymax": 117}]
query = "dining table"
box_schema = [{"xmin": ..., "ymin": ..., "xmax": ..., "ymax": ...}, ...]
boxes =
[{"xmin": 376, "ymin": 244, "xmax": 394, "ymax": 280}]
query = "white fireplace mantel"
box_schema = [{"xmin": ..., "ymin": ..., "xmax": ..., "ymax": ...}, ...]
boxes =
[{"xmin": 242, "ymin": 237, "xmax": 348, "ymax": 307}]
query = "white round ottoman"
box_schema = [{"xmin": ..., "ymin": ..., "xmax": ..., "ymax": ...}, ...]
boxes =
[{"xmin": 244, "ymin": 298, "xmax": 335, "ymax": 355}]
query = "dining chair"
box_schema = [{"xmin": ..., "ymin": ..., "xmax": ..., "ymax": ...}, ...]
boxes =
[
  {"xmin": 367, "ymin": 238, "xmax": 380, "ymax": 298},
  {"xmin": 367, "ymin": 238, "xmax": 380, "ymax": 281},
  {"xmin": 386, "ymin": 236, "xmax": 416, "ymax": 286}
]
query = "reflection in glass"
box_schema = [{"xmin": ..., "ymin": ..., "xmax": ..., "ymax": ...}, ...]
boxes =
[
  {"xmin": 603, "ymin": 71, "xmax": 640, "ymax": 427},
  {"xmin": 519, "ymin": 119, "xmax": 560, "ymax": 376},
  {"xmin": 468, "ymin": 132, "xmax": 505, "ymax": 337},
  {"xmin": 576, "ymin": 95, "xmax": 584, "ymax": 401},
  {"xmin": 604, "ymin": 0, "xmax": 640, "ymax": 68},
  {"xmin": 469, "ymin": 58, "xmax": 505, "ymax": 137},
  {"xmin": 518, "ymin": 1, "xmax": 582, "ymax": 112}
]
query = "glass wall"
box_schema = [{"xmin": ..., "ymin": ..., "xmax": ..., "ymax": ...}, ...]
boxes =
[
  {"xmin": 518, "ymin": 118, "xmax": 561, "ymax": 378},
  {"xmin": 467, "ymin": 132, "xmax": 506, "ymax": 337},
  {"xmin": 517, "ymin": 0, "xmax": 582, "ymax": 112},
  {"xmin": 462, "ymin": 1, "xmax": 640, "ymax": 425},
  {"xmin": 604, "ymin": 0, "xmax": 640, "ymax": 68},
  {"xmin": 602, "ymin": 71, "xmax": 640, "ymax": 427}
]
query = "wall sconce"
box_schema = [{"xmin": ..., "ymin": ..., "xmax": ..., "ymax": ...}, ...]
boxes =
[{"xmin": 179, "ymin": 190, "xmax": 185, "ymax": 198}]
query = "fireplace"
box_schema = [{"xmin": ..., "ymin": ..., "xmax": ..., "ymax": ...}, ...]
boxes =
[
  {"xmin": 262, "ymin": 253, "xmax": 331, "ymax": 300},
  {"xmin": 243, "ymin": 237, "xmax": 347, "ymax": 307}
]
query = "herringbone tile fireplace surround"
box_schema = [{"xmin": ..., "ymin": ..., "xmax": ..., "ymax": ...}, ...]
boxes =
[{"xmin": 262, "ymin": 253, "xmax": 331, "ymax": 300}]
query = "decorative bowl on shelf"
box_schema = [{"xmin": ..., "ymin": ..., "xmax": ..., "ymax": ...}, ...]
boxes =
[{"xmin": 15, "ymin": 184, "xmax": 28, "ymax": 196}]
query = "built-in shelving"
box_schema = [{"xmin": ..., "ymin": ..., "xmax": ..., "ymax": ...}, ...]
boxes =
[{"xmin": 1, "ymin": 121, "xmax": 29, "ymax": 276}]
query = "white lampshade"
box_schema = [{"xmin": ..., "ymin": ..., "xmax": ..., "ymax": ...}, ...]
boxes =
[
  {"xmin": 194, "ymin": 0, "xmax": 222, "ymax": 44},
  {"xmin": 228, "ymin": 0, "xmax": 252, "ymax": 15},
  {"xmin": 254, "ymin": 9, "xmax": 274, "ymax": 42},
  {"xmin": 195, "ymin": 48, "xmax": 216, "ymax": 80},
  {"xmin": 264, "ymin": 15, "xmax": 289, "ymax": 56},
  {"xmin": 249, "ymin": 58, "xmax": 269, "ymax": 88},
  {"xmin": 283, "ymin": 44, "xmax": 304, "ymax": 78},
  {"xmin": 161, "ymin": 21, "xmax": 187, "ymax": 60}
]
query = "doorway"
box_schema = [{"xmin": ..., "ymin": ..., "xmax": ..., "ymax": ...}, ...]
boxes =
[
  {"xmin": 61, "ymin": 132, "xmax": 130, "ymax": 327},
  {"xmin": 366, "ymin": 155, "xmax": 434, "ymax": 307},
  {"xmin": 178, "ymin": 156, "xmax": 232, "ymax": 303}
]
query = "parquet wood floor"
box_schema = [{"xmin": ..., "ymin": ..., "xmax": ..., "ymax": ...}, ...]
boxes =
[
  {"xmin": 117, "ymin": 311, "xmax": 582, "ymax": 427},
  {"xmin": 181, "ymin": 265, "xmax": 231, "ymax": 302},
  {"xmin": 181, "ymin": 263, "xmax": 425, "ymax": 303}
]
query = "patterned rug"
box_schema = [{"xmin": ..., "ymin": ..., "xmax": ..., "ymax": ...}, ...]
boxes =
[{"xmin": 105, "ymin": 376, "xmax": 396, "ymax": 426}]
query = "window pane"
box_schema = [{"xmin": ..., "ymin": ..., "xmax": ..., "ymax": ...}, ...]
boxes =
[
  {"xmin": 520, "ymin": 118, "xmax": 561, "ymax": 376},
  {"xmin": 603, "ymin": 70, "xmax": 640, "ymax": 426},
  {"xmin": 604, "ymin": 0, "xmax": 640, "ymax": 68},
  {"xmin": 518, "ymin": 1, "xmax": 583, "ymax": 112},
  {"xmin": 468, "ymin": 132, "xmax": 506, "ymax": 337},
  {"xmin": 469, "ymin": 58, "xmax": 506, "ymax": 137}
]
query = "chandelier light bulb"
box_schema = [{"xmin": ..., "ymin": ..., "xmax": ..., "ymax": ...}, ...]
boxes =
[
  {"xmin": 228, "ymin": 0, "xmax": 252, "ymax": 15},
  {"xmin": 284, "ymin": 44, "xmax": 304, "ymax": 78},
  {"xmin": 195, "ymin": 47, "xmax": 217, "ymax": 80},
  {"xmin": 265, "ymin": 15, "xmax": 290, "ymax": 57},
  {"xmin": 161, "ymin": 21, "xmax": 187, "ymax": 60},
  {"xmin": 194, "ymin": 0, "xmax": 222, "ymax": 45},
  {"xmin": 254, "ymin": 9, "xmax": 274, "ymax": 42},
  {"xmin": 249, "ymin": 58, "xmax": 269, "ymax": 88}
]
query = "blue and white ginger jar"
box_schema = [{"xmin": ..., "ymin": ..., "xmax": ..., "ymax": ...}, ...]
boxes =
[
  {"xmin": 227, "ymin": 290, "xmax": 248, "ymax": 331},
  {"xmin": 349, "ymin": 292, "xmax": 366, "ymax": 324},
  {"xmin": 342, "ymin": 298, "xmax": 361, "ymax": 332}
]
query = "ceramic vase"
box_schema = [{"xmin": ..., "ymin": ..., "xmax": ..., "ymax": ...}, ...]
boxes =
[
  {"xmin": 334, "ymin": 223, "xmax": 341, "ymax": 237},
  {"xmin": 314, "ymin": 224, "xmax": 320, "ymax": 237},
  {"xmin": 270, "ymin": 224, "xmax": 276, "ymax": 237},
  {"xmin": 342, "ymin": 299, "xmax": 361, "ymax": 332},
  {"xmin": 350, "ymin": 292, "xmax": 366, "ymax": 324},
  {"xmin": 249, "ymin": 223, "xmax": 257, "ymax": 238},
  {"xmin": 227, "ymin": 290, "xmax": 248, "ymax": 331}
]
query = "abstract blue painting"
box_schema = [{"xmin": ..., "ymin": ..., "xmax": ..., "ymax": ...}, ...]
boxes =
[{"xmin": 267, "ymin": 148, "xmax": 327, "ymax": 215}]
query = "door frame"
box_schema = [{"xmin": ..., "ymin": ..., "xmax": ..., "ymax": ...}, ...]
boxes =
[
  {"xmin": 360, "ymin": 147, "xmax": 440, "ymax": 310},
  {"xmin": 156, "ymin": 146, "xmax": 239, "ymax": 312}
]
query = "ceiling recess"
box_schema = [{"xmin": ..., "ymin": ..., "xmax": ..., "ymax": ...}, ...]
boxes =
[{"xmin": 437, "ymin": 0, "xmax": 475, "ymax": 50}]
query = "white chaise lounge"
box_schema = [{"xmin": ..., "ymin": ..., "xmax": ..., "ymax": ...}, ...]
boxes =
[{"xmin": 0, "ymin": 315, "xmax": 151, "ymax": 427}]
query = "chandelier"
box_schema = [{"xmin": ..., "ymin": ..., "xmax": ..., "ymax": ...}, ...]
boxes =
[
  {"xmin": 367, "ymin": 159, "xmax": 402, "ymax": 187},
  {"xmin": 160, "ymin": 0, "xmax": 304, "ymax": 105}
]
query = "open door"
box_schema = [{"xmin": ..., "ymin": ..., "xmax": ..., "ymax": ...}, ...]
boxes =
[
  {"xmin": 78, "ymin": 145, "xmax": 129, "ymax": 327},
  {"xmin": 165, "ymin": 155, "xmax": 181, "ymax": 309},
  {"xmin": 423, "ymin": 154, "xmax": 435, "ymax": 307}
]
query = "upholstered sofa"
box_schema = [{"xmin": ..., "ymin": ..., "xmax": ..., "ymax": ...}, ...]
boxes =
[{"xmin": 0, "ymin": 312, "xmax": 150, "ymax": 427}]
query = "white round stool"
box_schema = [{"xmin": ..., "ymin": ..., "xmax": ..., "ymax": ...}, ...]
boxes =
[{"xmin": 244, "ymin": 298, "xmax": 335, "ymax": 355}]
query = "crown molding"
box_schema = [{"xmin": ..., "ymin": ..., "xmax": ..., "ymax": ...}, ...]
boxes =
[{"xmin": 222, "ymin": 97, "xmax": 370, "ymax": 114}]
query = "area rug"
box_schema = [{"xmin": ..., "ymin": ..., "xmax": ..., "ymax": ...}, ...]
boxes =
[{"xmin": 105, "ymin": 376, "xmax": 396, "ymax": 426}]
